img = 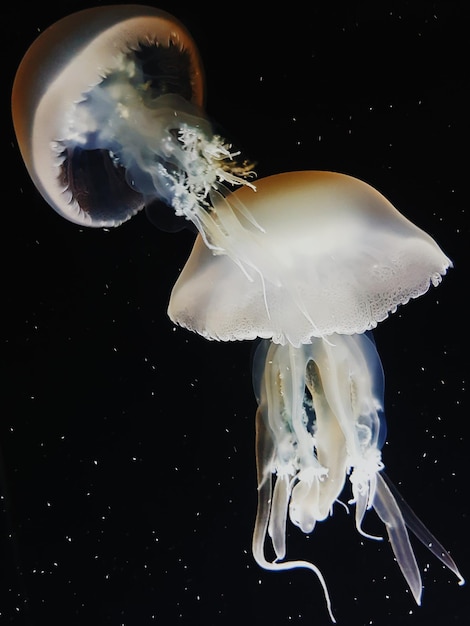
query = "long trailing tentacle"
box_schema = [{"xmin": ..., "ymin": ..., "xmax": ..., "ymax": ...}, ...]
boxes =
[
  {"xmin": 252, "ymin": 408, "xmax": 336, "ymax": 623},
  {"xmin": 380, "ymin": 472, "xmax": 465, "ymax": 586},
  {"xmin": 373, "ymin": 472, "xmax": 423, "ymax": 604}
]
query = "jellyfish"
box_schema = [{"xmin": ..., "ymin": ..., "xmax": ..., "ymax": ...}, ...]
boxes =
[
  {"xmin": 11, "ymin": 4, "xmax": 256, "ymax": 254},
  {"xmin": 168, "ymin": 171, "xmax": 465, "ymax": 620}
]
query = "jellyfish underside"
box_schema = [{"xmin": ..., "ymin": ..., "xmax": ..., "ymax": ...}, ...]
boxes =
[
  {"xmin": 12, "ymin": 6, "xmax": 465, "ymax": 622},
  {"xmin": 11, "ymin": 4, "xmax": 255, "ymax": 238}
]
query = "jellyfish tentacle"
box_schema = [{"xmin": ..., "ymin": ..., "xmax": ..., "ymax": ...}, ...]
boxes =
[
  {"xmin": 214, "ymin": 181, "xmax": 264, "ymax": 232},
  {"xmin": 373, "ymin": 472, "xmax": 423, "ymax": 605},
  {"xmin": 311, "ymin": 335, "xmax": 386, "ymax": 540},
  {"xmin": 253, "ymin": 409, "xmax": 336, "ymax": 623},
  {"xmin": 351, "ymin": 479, "xmax": 383, "ymax": 542},
  {"xmin": 252, "ymin": 407, "xmax": 277, "ymax": 564},
  {"xmin": 268, "ymin": 474, "xmax": 292, "ymax": 559},
  {"xmin": 379, "ymin": 472, "xmax": 465, "ymax": 586}
]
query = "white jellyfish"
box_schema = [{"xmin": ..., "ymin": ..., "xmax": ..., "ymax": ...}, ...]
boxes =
[{"xmin": 168, "ymin": 171, "xmax": 465, "ymax": 620}]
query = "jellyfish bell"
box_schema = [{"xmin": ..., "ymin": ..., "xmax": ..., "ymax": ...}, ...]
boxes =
[
  {"xmin": 12, "ymin": 4, "xmax": 254, "ymax": 232},
  {"xmin": 168, "ymin": 170, "xmax": 452, "ymax": 346},
  {"xmin": 168, "ymin": 170, "xmax": 463, "ymax": 620}
]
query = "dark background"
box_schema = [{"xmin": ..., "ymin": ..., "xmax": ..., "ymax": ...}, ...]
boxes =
[{"xmin": 3, "ymin": 1, "xmax": 469, "ymax": 625}]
